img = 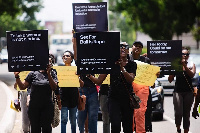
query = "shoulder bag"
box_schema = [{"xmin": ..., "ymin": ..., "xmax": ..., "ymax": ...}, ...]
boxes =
[
  {"xmin": 51, "ymin": 91, "xmax": 60, "ymax": 128},
  {"xmin": 121, "ymin": 73, "xmax": 141, "ymax": 109},
  {"xmin": 183, "ymin": 72, "xmax": 197, "ymax": 96}
]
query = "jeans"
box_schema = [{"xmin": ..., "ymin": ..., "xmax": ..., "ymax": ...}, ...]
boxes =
[
  {"xmin": 99, "ymin": 94, "xmax": 110, "ymax": 133},
  {"xmin": 61, "ymin": 106, "xmax": 77, "ymax": 133},
  {"xmin": 77, "ymin": 87, "xmax": 99, "ymax": 133}
]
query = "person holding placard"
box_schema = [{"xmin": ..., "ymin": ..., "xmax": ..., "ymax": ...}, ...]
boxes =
[
  {"xmin": 129, "ymin": 41, "xmax": 153, "ymax": 133},
  {"xmin": 60, "ymin": 50, "xmax": 79, "ymax": 133},
  {"xmin": 14, "ymin": 54, "xmax": 58, "ymax": 133},
  {"xmin": 86, "ymin": 42, "xmax": 136, "ymax": 133},
  {"xmin": 168, "ymin": 47, "xmax": 196, "ymax": 133},
  {"xmin": 72, "ymin": 32, "xmax": 99, "ymax": 133}
]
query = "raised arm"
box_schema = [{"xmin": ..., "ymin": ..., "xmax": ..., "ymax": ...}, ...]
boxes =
[
  {"xmin": 14, "ymin": 72, "xmax": 29, "ymax": 90},
  {"xmin": 87, "ymin": 74, "xmax": 107, "ymax": 86},
  {"xmin": 183, "ymin": 62, "xmax": 196, "ymax": 78}
]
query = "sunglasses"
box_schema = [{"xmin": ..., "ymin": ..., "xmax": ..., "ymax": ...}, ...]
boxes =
[
  {"xmin": 120, "ymin": 44, "xmax": 129, "ymax": 49},
  {"xmin": 182, "ymin": 53, "xmax": 189, "ymax": 56},
  {"xmin": 63, "ymin": 55, "xmax": 71, "ymax": 58}
]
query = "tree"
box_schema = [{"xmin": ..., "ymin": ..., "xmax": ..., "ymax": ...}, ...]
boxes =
[
  {"xmin": 114, "ymin": 0, "xmax": 199, "ymax": 40},
  {"xmin": 0, "ymin": 0, "xmax": 43, "ymax": 37}
]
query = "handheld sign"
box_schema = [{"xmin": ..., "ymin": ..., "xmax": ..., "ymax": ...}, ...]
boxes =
[
  {"xmin": 76, "ymin": 32, "xmax": 120, "ymax": 74},
  {"xmin": 73, "ymin": 2, "xmax": 108, "ymax": 32},
  {"xmin": 147, "ymin": 40, "xmax": 182, "ymax": 75},
  {"xmin": 7, "ymin": 30, "xmax": 49, "ymax": 72}
]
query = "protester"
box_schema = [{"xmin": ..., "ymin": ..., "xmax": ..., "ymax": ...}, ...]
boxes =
[
  {"xmin": 60, "ymin": 50, "xmax": 79, "ymax": 133},
  {"xmin": 99, "ymin": 84, "xmax": 110, "ymax": 133},
  {"xmin": 87, "ymin": 42, "xmax": 136, "ymax": 133},
  {"xmin": 14, "ymin": 83, "xmax": 31, "ymax": 133},
  {"xmin": 72, "ymin": 32, "xmax": 99, "ymax": 133},
  {"xmin": 168, "ymin": 47, "xmax": 196, "ymax": 133},
  {"xmin": 14, "ymin": 54, "xmax": 58, "ymax": 133},
  {"xmin": 192, "ymin": 74, "xmax": 200, "ymax": 119},
  {"xmin": 129, "ymin": 41, "xmax": 153, "ymax": 132}
]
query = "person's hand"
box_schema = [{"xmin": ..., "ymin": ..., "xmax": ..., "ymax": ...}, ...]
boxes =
[
  {"xmin": 181, "ymin": 59, "xmax": 187, "ymax": 67},
  {"xmin": 14, "ymin": 72, "xmax": 20, "ymax": 77},
  {"xmin": 115, "ymin": 59, "xmax": 123, "ymax": 68},
  {"xmin": 156, "ymin": 71, "xmax": 160, "ymax": 78},
  {"xmin": 192, "ymin": 108, "xmax": 199, "ymax": 119},
  {"xmin": 142, "ymin": 53, "xmax": 147, "ymax": 57},
  {"xmin": 58, "ymin": 101, "xmax": 62, "ymax": 110},
  {"xmin": 46, "ymin": 64, "xmax": 52, "ymax": 75}
]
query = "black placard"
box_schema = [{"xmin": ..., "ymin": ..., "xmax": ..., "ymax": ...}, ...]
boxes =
[
  {"xmin": 7, "ymin": 30, "xmax": 49, "ymax": 72},
  {"xmin": 73, "ymin": 2, "xmax": 108, "ymax": 32},
  {"xmin": 76, "ymin": 32, "xmax": 120, "ymax": 74},
  {"xmin": 147, "ymin": 40, "xmax": 182, "ymax": 75}
]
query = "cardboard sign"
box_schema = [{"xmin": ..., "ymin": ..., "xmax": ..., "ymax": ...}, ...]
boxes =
[
  {"xmin": 73, "ymin": 2, "xmax": 108, "ymax": 32},
  {"xmin": 76, "ymin": 32, "xmax": 120, "ymax": 74},
  {"xmin": 53, "ymin": 66, "xmax": 80, "ymax": 87},
  {"xmin": 7, "ymin": 30, "xmax": 49, "ymax": 72},
  {"xmin": 134, "ymin": 60, "xmax": 160, "ymax": 86},
  {"xmin": 147, "ymin": 40, "xmax": 182, "ymax": 75}
]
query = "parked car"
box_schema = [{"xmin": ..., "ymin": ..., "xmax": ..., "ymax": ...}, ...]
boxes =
[
  {"xmin": 150, "ymin": 79, "xmax": 164, "ymax": 120},
  {"xmin": 98, "ymin": 80, "xmax": 164, "ymax": 121},
  {"xmin": 0, "ymin": 48, "xmax": 8, "ymax": 63},
  {"xmin": 157, "ymin": 75, "xmax": 175, "ymax": 95}
]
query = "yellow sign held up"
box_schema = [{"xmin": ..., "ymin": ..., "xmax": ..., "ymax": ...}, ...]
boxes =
[
  {"xmin": 134, "ymin": 60, "xmax": 160, "ymax": 86},
  {"xmin": 53, "ymin": 66, "xmax": 80, "ymax": 87}
]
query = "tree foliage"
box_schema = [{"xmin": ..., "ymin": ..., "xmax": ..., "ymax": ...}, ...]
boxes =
[
  {"xmin": 0, "ymin": 0, "xmax": 43, "ymax": 37},
  {"xmin": 114, "ymin": 0, "xmax": 199, "ymax": 40}
]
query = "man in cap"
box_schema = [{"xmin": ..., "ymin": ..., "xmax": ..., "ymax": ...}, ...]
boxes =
[{"xmin": 130, "ymin": 41, "xmax": 152, "ymax": 132}]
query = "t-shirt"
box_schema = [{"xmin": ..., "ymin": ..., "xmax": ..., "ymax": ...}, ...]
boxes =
[
  {"xmin": 60, "ymin": 87, "xmax": 78, "ymax": 108},
  {"xmin": 109, "ymin": 60, "xmax": 137, "ymax": 100},
  {"xmin": 174, "ymin": 61, "xmax": 194, "ymax": 92},
  {"xmin": 80, "ymin": 74, "xmax": 96, "ymax": 88},
  {"xmin": 25, "ymin": 69, "xmax": 58, "ymax": 103}
]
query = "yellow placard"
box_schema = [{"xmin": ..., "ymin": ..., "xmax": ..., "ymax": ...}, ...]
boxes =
[
  {"xmin": 133, "ymin": 60, "xmax": 160, "ymax": 86},
  {"xmin": 53, "ymin": 66, "xmax": 80, "ymax": 87}
]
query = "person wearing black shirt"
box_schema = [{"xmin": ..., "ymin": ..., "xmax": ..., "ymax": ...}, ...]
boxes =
[
  {"xmin": 14, "ymin": 54, "xmax": 58, "ymax": 133},
  {"xmin": 60, "ymin": 51, "xmax": 79, "ymax": 133},
  {"xmin": 168, "ymin": 47, "xmax": 196, "ymax": 133},
  {"xmin": 88, "ymin": 42, "xmax": 137, "ymax": 133}
]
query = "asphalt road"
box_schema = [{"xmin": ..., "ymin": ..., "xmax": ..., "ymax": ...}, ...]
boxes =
[{"xmin": 0, "ymin": 63, "xmax": 200, "ymax": 133}]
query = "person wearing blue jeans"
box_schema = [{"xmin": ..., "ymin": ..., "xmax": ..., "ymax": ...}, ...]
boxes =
[
  {"xmin": 77, "ymin": 82, "xmax": 99, "ymax": 133},
  {"xmin": 60, "ymin": 50, "xmax": 79, "ymax": 133},
  {"xmin": 61, "ymin": 107, "xmax": 77, "ymax": 133}
]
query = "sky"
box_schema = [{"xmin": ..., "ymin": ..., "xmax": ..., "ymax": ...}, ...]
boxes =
[{"xmin": 36, "ymin": 0, "xmax": 89, "ymax": 33}]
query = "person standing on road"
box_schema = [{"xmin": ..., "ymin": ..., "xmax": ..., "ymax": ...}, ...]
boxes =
[
  {"xmin": 192, "ymin": 74, "xmax": 200, "ymax": 119},
  {"xmin": 72, "ymin": 32, "xmax": 99, "ymax": 133},
  {"xmin": 129, "ymin": 41, "xmax": 153, "ymax": 133},
  {"xmin": 99, "ymin": 84, "xmax": 110, "ymax": 133},
  {"xmin": 14, "ymin": 54, "xmax": 58, "ymax": 133},
  {"xmin": 168, "ymin": 47, "xmax": 196, "ymax": 133},
  {"xmin": 60, "ymin": 50, "xmax": 79, "ymax": 133},
  {"xmin": 86, "ymin": 42, "xmax": 136, "ymax": 133}
]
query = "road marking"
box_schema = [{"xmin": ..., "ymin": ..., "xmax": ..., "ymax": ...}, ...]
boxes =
[{"xmin": 164, "ymin": 114, "xmax": 192, "ymax": 133}]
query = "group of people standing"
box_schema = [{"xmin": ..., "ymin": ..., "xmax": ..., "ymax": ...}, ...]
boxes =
[{"xmin": 14, "ymin": 32, "xmax": 200, "ymax": 133}]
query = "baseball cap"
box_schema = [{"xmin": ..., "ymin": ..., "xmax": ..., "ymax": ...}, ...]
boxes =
[{"xmin": 132, "ymin": 41, "xmax": 143, "ymax": 48}]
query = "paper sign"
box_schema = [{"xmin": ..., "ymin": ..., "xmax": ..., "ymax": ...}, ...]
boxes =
[
  {"xmin": 134, "ymin": 60, "xmax": 160, "ymax": 86},
  {"xmin": 53, "ymin": 66, "xmax": 80, "ymax": 87}
]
